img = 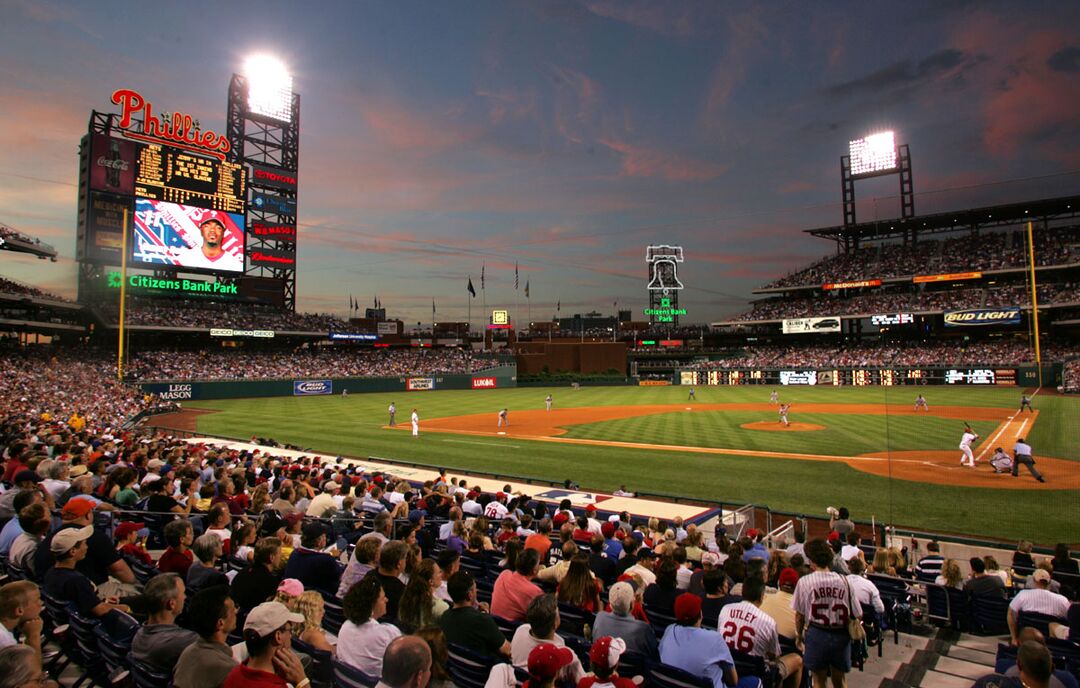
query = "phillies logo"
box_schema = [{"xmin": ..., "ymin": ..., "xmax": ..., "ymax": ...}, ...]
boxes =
[{"xmin": 112, "ymin": 88, "xmax": 231, "ymax": 160}]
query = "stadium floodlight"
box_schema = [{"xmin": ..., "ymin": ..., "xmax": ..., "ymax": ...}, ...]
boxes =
[
  {"xmin": 244, "ymin": 55, "xmax": 293, "ymax": 122},
  {"xmin": 849, "ymin": 131, "xmax": 897, "ymax": 176}
]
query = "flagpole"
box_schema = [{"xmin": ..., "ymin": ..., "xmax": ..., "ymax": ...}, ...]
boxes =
[
  {"xmin": 481, "ymin": 264, "xmax": 487, "ymax": 351},
  {"xmin": 467, "ymin": 282, "xmax": 471, "ymax": 348}
]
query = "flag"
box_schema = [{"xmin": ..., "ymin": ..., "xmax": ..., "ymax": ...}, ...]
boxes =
[
  {"xmin": 467, "ymin": 277, "xmax": 476, "ymax": 298},
  {"xmin": 515, "ymin": 263, "xmax": 519, "ymax": 290},
  {"xmin": 481, "ymin": 263, "xmax": 485, "ymax": 290},
  {"xmin": 557, "ymin": 300, "xmax": 560, "ymax": 312},
  {"xmin": 349, "ymin": 295, "xmax": 353, "ymax": 311},
  {"xmin": 524, "ymin": 280, "xmax": 530, "ymax": 299},
  {"xmin": 432, "ymin": 299, "xmax": 436, "ymax": 317}
]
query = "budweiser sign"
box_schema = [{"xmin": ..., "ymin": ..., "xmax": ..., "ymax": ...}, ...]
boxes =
[{"xmin": 111, "ymin": 88, "xmax": 231, "ymax": 160}]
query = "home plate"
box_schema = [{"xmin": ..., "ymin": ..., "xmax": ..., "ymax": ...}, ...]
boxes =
[{"xmin": 497, "ymin": 432, "xmax": 507, "ymax": 435}]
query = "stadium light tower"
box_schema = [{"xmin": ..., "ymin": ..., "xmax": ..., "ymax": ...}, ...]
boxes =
[
  {"xmin": 840, "ymin": 129, "xmax": 914, "ymax": 233},
  {"xmin": 243, "ymin": 55, "xmax": 294, "ymax": 123}
]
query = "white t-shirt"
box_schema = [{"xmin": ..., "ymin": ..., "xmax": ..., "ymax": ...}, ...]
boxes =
[
  {"xmin": 717, "ymin": 601, "xmax": 781, "ymax": 658},
  {"xmin": 337, "ymin": 619, "xmax": 401, "ymax": 677},
  {"xmin": 0, "ymin": 623, "xmax": 16, "ymax": 649}
]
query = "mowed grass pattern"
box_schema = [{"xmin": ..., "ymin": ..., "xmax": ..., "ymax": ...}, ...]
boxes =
[
  {"xmin": 560, "ymin": 412, "xmax": 1002, "ymax": 456},
  {"xmin": 187, "ymin": 385, "xmax": 1080, "ymax": 543}
]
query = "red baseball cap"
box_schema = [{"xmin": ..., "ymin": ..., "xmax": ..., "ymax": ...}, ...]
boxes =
[
  {"xmin": 778, "ymin": 567, "xmax": 800, "ymax": 588},
  {"xmin": 746, "ymin": 528, "xmax": 759, "ymax": 538},
  {"xmin": 601, "ymin": 522, "xmax": 616, "ymax": 538},
  {"xmin": 62, "ymin": 498, "xmax": 96, "ymax": 520},
  {"xmin": 528, "ymin": 643, "xmax": 574, "ymax": 680},
  {"xmin": 827, "ymin": 531, "xmax": 840, "ymax": 542},
  {"xmin": 589, "ymin": 636, "xmax": 626, "ymax": 671},
  {"xmin": 585, "ymin": 504, "xmax": 597, "ymax": 513},
  {"xmin": 674, "ymin": 593, "xmax": 702, "ymax": 624},
  {"xmin": 114, "ymin": 521, "xmax": 145, "ymax": 541}
]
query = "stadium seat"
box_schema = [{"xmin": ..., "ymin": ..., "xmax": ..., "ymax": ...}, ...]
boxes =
[
  {"xmin": 293, "ymin": 636, "xmax": 334, "ymax": 688},
  {"xmin": 730, "ymin": 648, "xmax": 779, "ymax": 688},
  {"xmin": 644, "ymin": 605, "xmax": 678, "ymax": 639},
  {"xmin": 491, "ymin": 614, "xmax": 521, "ymax": 642},
  {"xmin": 66, "ymin": 605, "xmax": 106, "ymax": 688},
  {"xmin": 1018, "ymin": 610, "xmax": 1066, "ymax": 638},
  {"xmin": 332, "ymin": 658, "xmax": 379, "ymax": 688},
  {"xmin": 128, "ymin": 656, "xmax": 171, "ymax": 688},
  {"xmin": 925, "ymin": 583, "xmax": 953, "ymax": 628},
  {"xmin": 556, "ymin": 602, "xmax": 594, "ymax": 637},
  {"xmin": 860, "ymin": 602, "xmax": 884, "ymax": 659},
  {"xmin": 969, "ymin": 594, "xmax": 1011, "ymax": 636},
  {"xmin": 447, "ymin": 642, "xmax": 501, "ymax": 688},
  {"xmin": 319, "ymin": 592, "xmax": 345, "ymax": 637},
  {"xmin": 93, "ymin": 610, "xmax": 139, "ymax": 686}
]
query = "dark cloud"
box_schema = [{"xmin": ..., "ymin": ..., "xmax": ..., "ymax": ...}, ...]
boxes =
[
  {"xmin": 824, "ymin": 48, "xmax": 969, "ymax": 98},
  {"xmin": 1047, "ymin": 46, "xmax": 1080, "ymax": 72}
]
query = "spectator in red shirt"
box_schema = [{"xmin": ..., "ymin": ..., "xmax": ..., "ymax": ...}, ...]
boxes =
[
  {"xmin": 223, "ymin": 601, "xmax": 308, "ymax": 688},
  {"xmin": 491, "ymin": 548, "xmax": 543, "ymax": 623},
  {"xmin": 157, "ymin": 520, "xmax": 194, "ymax": 579},
  {"xmin": 524, "ymin": 519, "xmax": 554, "ymax": 560}
]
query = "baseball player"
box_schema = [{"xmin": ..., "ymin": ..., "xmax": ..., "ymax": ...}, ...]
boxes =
[
  {"xmin": 778, "ymin": 403, "xmax": 790, "ymax": 427},
  {"xmin": 388, "ymin": 402, "xmax": 396, "ymax": 427},
  {"xmin": 497, "ymin": 408, "xmax": 508, "ymax": 427},
  {"xmin": 1012, "ymin": 437, "xmax": 1045, "ymax": 482},
  {"xmin": 989, "ymin": 447, "xmax": 1013, "ymax": 474},
  {"xmin": 769, "ymin": 390, "xmax": 779, "ymax": 405},
  {"xmin": 411, "ymin": 408, "xmax": 419, "ymax": 437},
  {"xmin": 687, "ymin": 386, "xmax": 696, "ymax": 401},
  {"xmin": 959, "ymin": 426, "xmax": 978, "ymax": 467},
  {"xmin": 545, "ymin": 394, "xmax": 553, "ymax": 411},
  {"xmin": 1019, "ymin": 394, "xmax": 1034, "ymax": 413},
  {"xmin": 914, "ymin": 394, "xmax": 928, "ymax": 412}
]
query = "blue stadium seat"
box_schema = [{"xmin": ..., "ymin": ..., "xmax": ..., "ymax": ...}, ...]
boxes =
[
  {"xmin": 293, "ymin": 636, "xmax": 334, "ymax": 688},
  {"xmin": 128, "ymin": 656, "xmax": 171, "ymax": 688},
  {"xmin": 969, "ymin": 594, "xmax": 1010, "ymax": 636},
  {"xmin": 332, "ymin": 657, "xmax": 379, "ymax": 688},
  {"xmin": 446, "ymin": 642, "xmax": 501, "ymax": 688},
  {"xmin": 93, "ymin": 610, "xmax": 139, "ymax": 686}
]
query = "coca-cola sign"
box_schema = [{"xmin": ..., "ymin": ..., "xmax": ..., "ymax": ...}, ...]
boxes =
[
  {"xmin": 111, "ymin": 88, "xmax": 231, "ymax": 161},
  {"xmin": 89, "ymin": 133, "xmax": 136, "ymax": 194}
]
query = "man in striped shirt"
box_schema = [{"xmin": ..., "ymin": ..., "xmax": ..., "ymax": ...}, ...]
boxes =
[
  {"xmin": 1008, "ymin": 570, "xmax": 1071, "ymax": 646},
  {"xmin": 913, "ymin": 541, "xmax": 944, "ymax": 581},
  {"xmin": 717, "ymin": 574, "xmax": 803, "ymax": 688},
  {"xmin": 792, "ymin": 538, "xmax": 861, "ymax": 688}
]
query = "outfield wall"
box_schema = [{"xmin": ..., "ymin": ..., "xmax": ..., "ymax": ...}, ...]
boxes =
[
  {"xmin": 677, "ymin": 363, "xmax": 1062, "ymax": 387},
  {"xmin": 138, "ymin": 365, "xmax": 517, "ymax": 401}
]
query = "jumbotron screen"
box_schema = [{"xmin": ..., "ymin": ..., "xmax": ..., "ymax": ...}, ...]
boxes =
[
  {"xmin": 132, "ymin": 198, "xmax": 245, "ymax": 273},
  {"xmin": 135, "ymin": 143, "xmax": 246, "ymax": 213}
]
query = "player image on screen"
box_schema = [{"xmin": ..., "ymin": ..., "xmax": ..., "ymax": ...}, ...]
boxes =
[{"xmin": 133, "ymin": 198, "xmax": 244, "ymax": 273}]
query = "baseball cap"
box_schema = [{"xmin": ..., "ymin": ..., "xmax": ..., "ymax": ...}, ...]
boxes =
[
  {"xmin": 259, "ymin": 511, "xmax": 288, "ymax": 536},
  {"xmin": 50, "ymin": 525, "xmax": 94, "ymax": 554},
  {"xmin": 601, "ymin": 522, "xmax": 615, "ymax": 538},
  {"xmin": 607, "ymin": 514, "xmax": 621, "ymax": 523},
  {"xmin": 496, "ymin": 491, "xmax": 506, "ymax": 501},
  {"xmin": 637, "ymin": 548, "xmax": 656, "ymax": 561},
  {"xmin": 778, "ymin": 567, "xmax": 800, "ymax": 588},
  {"xmin": 301, "ymin": 521, "xmax": 327, "ymax": 540},
  {"xmin": 62, "ymin": 498, "xmax": 96, "ymax": 520},
  {"xmin": 701, "ymin": 552, "xmax": 720, "ymax": 567},
  {"xmin": 1033, "ymin": 569, "xmax": 1051, "ymax": 583},
  {"xmin": 277, "ymin": 578, "xmax": 304, "ymax": 597},
  {"xmin": 114, "ymin": 521, "xmax": 146, "ymax": 541},
  {"xmin": 589, "ymin": 636, "xmax": 627, "ymax": 672},
  {"xmin": 147, "ymin": 459, "xmax": 164, "ymax": 470},
  {"xmin": 607, "ymin": 582, "xmax": 635, "ymax": 614},
  {"xmin": 585, "ymin": 504, "xmax": 597, "ymax": 513},
  {"xmin": 527, "ymin": 643, "xmax": 574, "ymax": 680},
  {"xmin": 408, "ymin": 509, "xmax": 427, "ymax": 524},
  {"xmin": 244, "ymin": 601, "xmax": 304, "ymax": 638},
  {"xmin": 13, "ymin": 470, "xmax": 41, "ymax": 484},
  {"xmin": 322, "ymin": 481, "xmax": 340, "ymax": 492},
  {"xmin": 467, "ymin": 490, "xmax": 480, "ymax": 500},
  {"xmin": 674, "ymin": 592, "xmax": 703, "ymax": 624},
  {"xmin": 827, "ymin": 531, "xmax": 840, "ymax": 542},
  {"xmin": 746, "ymin": 528, "xmax": 759, "ymax": 538}
]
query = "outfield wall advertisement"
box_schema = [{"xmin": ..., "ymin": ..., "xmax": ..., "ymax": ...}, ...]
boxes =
[
  {"xmin": 943, "ymin": 308, "xmax": 1021, "ymax": 327},
  {"xmin": 674, "ymin": 365, "xmax": 1060, "ymax": 386}
]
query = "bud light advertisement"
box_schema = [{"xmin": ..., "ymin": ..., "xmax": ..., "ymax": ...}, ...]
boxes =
[{"xmin": 294, "ymin": 380, "xmax": 332, "ymax": 396}]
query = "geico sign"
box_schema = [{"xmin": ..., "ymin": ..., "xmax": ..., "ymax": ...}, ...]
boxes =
[
  {"xmin": 472, "ymin": 377, "xmax": 497, "ymax": 389},
  {"xmin": 944, "ymin": 308, "xmax": 1021, "ymax": 326}
]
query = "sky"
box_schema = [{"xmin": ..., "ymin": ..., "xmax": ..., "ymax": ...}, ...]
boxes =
[{"xmin": 2, "ymin": 0, "xmax": 1080, "ymax": 325}]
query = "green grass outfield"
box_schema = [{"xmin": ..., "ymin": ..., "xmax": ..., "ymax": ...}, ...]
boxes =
[{"xmin": 185, "ymin": 385, "xmax": 1080, "ymax": 544}]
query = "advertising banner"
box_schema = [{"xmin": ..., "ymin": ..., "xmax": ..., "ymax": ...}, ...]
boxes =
[
  {"xmin": 407, "ymin": 377, "xmax": 435, "ymax": 391},
  {"xmin": 471, "ymin": 377, "xmax": 497, "ymax": 389},
  {"xmin": 377, "ymin": 322, "xmax": 399, "ymax": 335},
  {"xmin": 680, "ymin": 371, "xmax": 698, "ymax": 385},
  {"xmin": 782, "ymin": 317, "xmax": 841, "ymax": 334},
  {"xmin": 823, "ymin": 279, "xmax": 881, "ymax": 290},
  {"xmin": 86, "ymin": 192, "xmax": 131, "ymax": 262},
  {"xmin": 248, "ymin": 163, "xmax": 298, "ymax": 192},
  {"xmin": 145, "ymin": 382, "xmax": 200, "ymax": 401},
  {"xmin": 293, "ymin": 380, "xmax": 332, "ymax": 395},
  {"xmin": 943, "ymin": 308, "xmax": 1021, "ymax": 327},
  {"xmin": 329, "ymin": 332, "xmax": 378, "ymax": 341},
  {"xmin": 250, "ymin": 191, "xmax": 297, "ymax": 216},
  {"xmin": 90, "ymin": 133, "xmax": 137, "ymax": 194},
  {"xmin": 913, "ymin": 271, "xmax": 982, "ymax": 284},
  {"xmin": 210, "ymin": 329, "xmax": 274, "ymax": 338},
  {"xmin": 639, "ymin": 380, "xmax": 671, "ymax": 386},
  {"xmin": 249, "ymin": 220, "xmax": 297, "ymax": 242},
  {"xmin": 870, "ymin": 313, "xmax": 914, "ymax": 326},
  {"xmin": 133, "ymin": 199, "xmax": 245, "ymax": 272},
  {"xmin": 248, "ymin": 247, "xmax": 297, "ymax": 270},
  {"xmin": 780, "ymin": 370, "xmax": 818, "ymax": 385}
]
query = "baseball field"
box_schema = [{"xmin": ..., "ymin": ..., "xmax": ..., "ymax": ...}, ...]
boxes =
[{"xmin": 180, "ymin": 385, "xmax": 1079, "ymax": 545}]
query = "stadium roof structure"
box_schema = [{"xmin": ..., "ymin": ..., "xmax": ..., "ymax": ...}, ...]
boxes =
[
  {"xmin": 805, "ymin": 193, "xmax": 1080, "ymax": 245},
  {"xmin": 0, "ymin": 222, "xmax": 58, "ymax": 260}
]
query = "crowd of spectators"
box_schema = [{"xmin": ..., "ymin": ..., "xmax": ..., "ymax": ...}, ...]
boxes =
[
  {"xmin": 686, "ymin": 340, "xmax": 1080, "ymax": 370},
  {"xmin": 1063, "ymin": 359, "xmax": 1080, "ymax": 393},
  {"xmin": 125, "ymin": 347, "xmax": 496, "ymax": 382},
  {"xmin": 0, "ymin": 277, "xmax": 69, "ymax": 303},
  {"xmin": 765, "ymin": 227, "xmax": 1080, "ymax": 289},
  {"xmin": 100, "ymin": 298, "xmax": 352, "ymax": 332},
  {"xmin": 732, "ymin": 282, "xmax": 1078, "ymax": 322}
]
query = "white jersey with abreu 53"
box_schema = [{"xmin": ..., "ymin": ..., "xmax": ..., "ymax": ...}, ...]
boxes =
[
  {"xmin": 717, "ymin": 601, "xmax": 781, "ymax": 658},
  {"xmin": 791, "ymin": 571, "xmax": 860, "ymax": 629}
]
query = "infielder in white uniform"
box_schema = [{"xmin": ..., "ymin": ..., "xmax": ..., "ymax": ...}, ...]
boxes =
[
  {"xmin": 914, "ymin": 394, "xmax": 928, "ymax": 412},
  {"xmin": 959, "ymin": 426, "xmax": 978, "ymax": 466},
  {"xmin": 497, "ymin": 408, "xmax": 508, "ymax": 427},
  {"xmin": 778, "ymin": 403, "xmax": 791, "ymax": 427},
  {"xmin": 770, "ymin": 390, "xmax": 779, "ymax": 405},
  {"xmin": 545, "ymin": 394, "xmax": 553, "ymax": 411},
  {"xmin": 411, "ymin": 408, "xmax": 419, "ymax": 437}
]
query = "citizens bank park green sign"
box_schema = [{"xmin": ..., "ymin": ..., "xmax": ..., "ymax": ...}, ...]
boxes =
[
  {"xmin": 643, "ymin": 298, "xmax": 687, "ymax": 323},
  {"xmin": 105, "ymin": 272, "xmax": 238, "ymax": 297}
]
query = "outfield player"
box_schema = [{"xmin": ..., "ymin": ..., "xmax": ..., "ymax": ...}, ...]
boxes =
[
  {"xmin": 497, "ymin": 408, "xmax": 508, "ymax": 427},
  {"xmin": 1019, "ymin": 394, "xmax": 1034, "ymax": 413},
  {"xmin": 388, "ymin": 402, "xmax": 397, "ymax": 427},
  {"xmin": 778, "ymin": 403, "xmax": 790, "ymax": 427},
  {"xmin": 545, "ymin": 394, "xmax": 553, "ymax": 411},
  {"xmin": 411, "ymin": 408, "xmax": 419, "ymax": 437},
  {"xmin": 687, "ymin": 386, "xmax": 696, "ymax": 401},
  {"xmin": 959, "ymin": 426, "xmax": 978, "ymax": 467},
  {"xmin": 770, "ymin": 390, "xmax": 779, "ymax": 405},
  {"xmin": 793, "ymin": 538, "xmax": 860, "ymax": 688},
  {"xmin": 717, "ymin": 575, "xmax": 802, "ymax": 688},
  {"xmin": 914, "ymin": 394, "xmax": 928, "ymax": 412}
]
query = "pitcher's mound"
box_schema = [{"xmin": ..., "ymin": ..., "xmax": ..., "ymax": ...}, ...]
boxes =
[{"xmin": 741, "ymin": 421, "xmax": 825, "ymax": 432}]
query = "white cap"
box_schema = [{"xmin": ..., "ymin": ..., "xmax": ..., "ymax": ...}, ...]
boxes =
[
  {"xmin": 244, "ymin": 601, "xmax": 304, "ymax": 637},
  {"xmin": 50, "ymin": 525, "xmax": 94, "ymax": 554}
]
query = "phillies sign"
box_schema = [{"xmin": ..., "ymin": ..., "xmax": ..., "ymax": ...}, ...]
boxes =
[{"xmin": 111, "ymin": 88, "xmax": 231, "ymax": 160}]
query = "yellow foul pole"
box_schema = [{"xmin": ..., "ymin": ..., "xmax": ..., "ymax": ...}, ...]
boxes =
[
  {"xmin": 118, "ymin": 208, "xmax": 129, "ymax": 380},
  {"xmin": 1026, "ymin": 221, "xmax": 1043, "ymax": 387}
]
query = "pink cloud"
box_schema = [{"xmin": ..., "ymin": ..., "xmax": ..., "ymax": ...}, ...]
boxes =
[
  {"xmin": 778, "ymin": 180, "xmax": 815, "ymax": 194},
  {"xmin": 599, "ymin": 138, "xmax": 727, "ymax": 181}
]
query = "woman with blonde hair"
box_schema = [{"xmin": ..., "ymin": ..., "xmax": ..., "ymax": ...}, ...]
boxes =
[
  {"xmin": 294, "ymin": 590, "xmax": 336, "ymax": 653},
  {"xmin": 397, "ymin": 559, "xmax": 448, "ymax": 631},
  {"xmin": 250, "ymin": 483, "xmax": 270, "ymax": 514},
  {"xmin": 983, "ymin": 556, "xmax": 1009, "ymax": 585},
  {"xmin": 887, "ymin": 547, "xmax": 908, "ymax": 577},
  {"xmin": 870, "ymin": 548, "xmax": 895, "ymax": 576},
  {"xmin": 935, "ymin": 559, "xmax": 964, "ymax": 589}
]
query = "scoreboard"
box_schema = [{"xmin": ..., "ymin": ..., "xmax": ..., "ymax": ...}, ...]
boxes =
[
  {"xmin": 677, "ymin": 367, "xmax": 1018, "ymax": 386},
  {"xmin": 135, "ymin": 144, "xmax": 246, "ymax": 213}
]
